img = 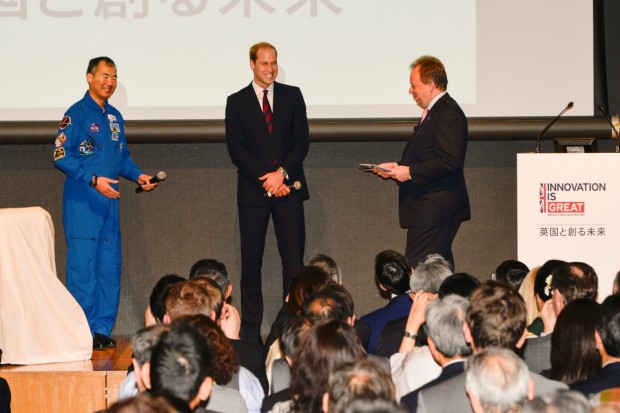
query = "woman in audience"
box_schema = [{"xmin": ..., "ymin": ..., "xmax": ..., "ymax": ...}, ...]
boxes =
[
  {"xmin": 518, "ymin": 266, "xmax": 540, "ymax": 336},
  {"xmin": 542, "ymin": 298, "xmax": 601, "ymax": 384},
  {"xmin": 269, "ymin": 318, "xmax": 366, "ymax": 413}
]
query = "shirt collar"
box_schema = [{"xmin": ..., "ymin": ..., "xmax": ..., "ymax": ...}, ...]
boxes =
[
  {"xmin": 427, "ymin": 91, "xmax": 447, "ymax": 111},
  {"xmin": 252, "ymin": 81, "xmax": 274, "ymax": 97}
]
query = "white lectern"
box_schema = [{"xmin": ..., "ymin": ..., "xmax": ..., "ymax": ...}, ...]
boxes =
[{"xmin": 517, "ymin": 153, "xmax": 620, "ymax": 300}]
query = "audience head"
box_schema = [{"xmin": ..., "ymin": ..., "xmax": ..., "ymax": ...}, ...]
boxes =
[
  {"xmin": 279, "ymin": 315, "xmax": 314, "ymax": 362},
  {"xmin": 534, "ymin": 260, "xmax": 566, "ymax": 308},
  {"xmin": 465, "ymin": 281, "xmax": 527, "ymax": 351},
  {"xmin": 424, "ymin": 294, "xmax": 472, "ymax": 360},
  {"xmin": 149, "ymin": 274, "xmax": 186, "ymax": 324},
  {"xmin": 438, "ymin": 272, "xmax": 480, "ymax": 299},
  {"xmin": 287, "ymin": 265, "xmax": 334, "ymax": 316},
  {"xmin": 309, "ymin": 253, "xmax": 343, "ymax": 285},
  {"xmin": 302, "ymin": 283, "xmax": 355, "ymax": 324},
  {"xmin": 165, "ymin": 278, "xmax": 223, "ymax": 323},
  {"xmin": 550, "ymin": 298, "xmax": 601, "ymax": 384},
  {"xmin": 188, "ymin": 258, "xmax": 231, "ymax": 299},
  {"xmin": 521, "ymin": 390, "xmax": 591, "ymax": 413},
  {"xmin": 149, "ymin": 317, "xmax": 214, "ymax": 410},
  {"xmin": 374, "ymin": 250, "xmax": 411, "ymax": 296},
  {"xmin": 291, "ymin": 318, "xmax": 366, "ymax": 413},
  {"xmin": 131, "ymin": 324, "xmax": 170, "ymax": 392},
  {"xmin": 613, "ymin": 270, "xmax": 620, "ymax": 295},
  {"xmin": 183, "ymin": 313, "xmax": 239, "ymax": 385},
  {"xmin": 551, "ymin": 261, "xmax": 598, "ymax": 315},
  {"xmin": 333, "ymin": 398, "xmax": 406, "ymax": 413},
  {"xmin": 410, "ymin": 253, "xmax": 453, "ymax": 294},
  {"xmin": 465, "ymin": 347, "xmax": 532, "ymax": 413},
  {"xmin": 596, "ymin": 294, "xmax": 620, "ymax": 359},
  {"xmin": 494, "ymin": 260, "xmax": 529, "ymax": 291},
  {"xmin": 323, "ymin": 359, "xmax": 396, "ymax": 413},
  {"xmin": 534, "ymin": 260, "xmax": 566, "ymax": 304},
  {"xmin": 106, "ymin": 393, "xmax": 178, "ymax": 413}
]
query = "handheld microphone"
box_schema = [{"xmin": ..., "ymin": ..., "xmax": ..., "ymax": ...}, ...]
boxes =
[
  {"xmin": 536, "ymin": 102, "xmax": 574, "ymax": 153},
  {"xmin": 264, "ymin": 181, "xmax": 302, "ymax": 197},
  {"xmin": 135, "ymin": 171, "xmax": 166, "ymax": 193}
]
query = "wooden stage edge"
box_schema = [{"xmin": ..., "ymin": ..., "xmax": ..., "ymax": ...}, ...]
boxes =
[{"xmin": 0, "ymin": 337, "xmax": 132, "ymax": 413}]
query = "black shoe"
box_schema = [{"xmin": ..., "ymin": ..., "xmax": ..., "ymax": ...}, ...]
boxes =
[{"xmin": 94, "ymin": 333, "xmax": 117, "ymax": 349}]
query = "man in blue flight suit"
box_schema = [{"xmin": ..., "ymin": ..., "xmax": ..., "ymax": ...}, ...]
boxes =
[{"xmin": 53, "ymin": 56, "xmax": 157, "ymax": 350}]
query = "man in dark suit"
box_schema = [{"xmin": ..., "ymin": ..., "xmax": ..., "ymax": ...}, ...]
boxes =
[
  {"xmin": 400, "ymin": 294, "xmax": 471, "ymax": 413},
  {"xmin": 225, "ymin": 42, "xmax": 310, "ymax": 333},
  {"xmin": 571, "ymin": 294, "xmax": 620, "ymax": 396},
  {"xmin": 376, "ymin": 55, "xmax": 470, "ymax": 268},
  {"xmin": 360, "ymin": 250, "xmax": 412, "ymax": 354}
]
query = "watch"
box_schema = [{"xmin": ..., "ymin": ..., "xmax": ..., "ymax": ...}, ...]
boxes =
[
  {"xmin": 278, "ymin": 167, "xmax": 289, "ymax": 179},
  {"xmin": 403, "ymin": 331, "xmax": 417, "ymax": 340},
  {"xmin": 89, "ymin": 175, "xmax": 98, "ymax": 188}
]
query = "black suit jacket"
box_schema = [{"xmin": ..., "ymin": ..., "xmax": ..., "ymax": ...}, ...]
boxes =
[
  {"xmin": 400, "ymin": 360, "xmax": 464, "ymax": 413},
  {"xmin": 225, "ymin": 82, "xmax": 310, "ymax": 205},
  {"xmin": 570, "ymin": 361, "xmax": 620, "ymax": 397},
  {"xmin": 398, "ymin": 93, "xmax": 470, "ymax": 228},
  {"xmin": 229, "ymin": 338, "xmax": 269, "ymax": 394}
]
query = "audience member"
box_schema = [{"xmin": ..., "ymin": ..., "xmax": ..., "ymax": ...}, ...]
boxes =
[
  {"xmin": 416, "ymin": 281, "xmax": 567, "ymax": 413},
  {"xmin": 437, "ymin": 272, "xmax": 480, "ymax": 299},
  {"xmin": 308, "ymin": 253, "xmax": 343, "ymax": 285},
  {"xmin": 183, "ymin": 314, "xmax": 250, "ymax": 413},
  {"xmin": 148, "ymin": 317, "xmax": 215, "ymax": 412},
  {"xmin": 189, "ymin": 258, "xmax": 262, "ymax": 347},
  {"xmin": 571, "ymin": 294, "xmax": 620, "ymax": 396},
  {"xmin": 107, "ymin": 393, "xmax": 178, "ymax": 413},
  {"xmin": 527, "ymin": 260, "xmax": 566, "ymax": 337},
  {"xmin": 524, "ymin": 262, "xmax": 598, "ymax": 373},
  {"xmin": 264, "ymin": 266, "xmax": 335, "ymax": 387},
  {"xmin": 0, "ymin": 377, "xmax": 10, "ymax": 413},
  {"xmin": 399, "ymin": 295, "xmax": 471, "ymax": 411},
  {"xmin": 521, "ymin": 389, "xmax": 591, "ymax": 413},
  {"xmin": 376, "ymin": 254, "xmax": 453, "ymax": 358},
  {"xmin": 145, "ymin": 274, "xmax": 186, "ymax": 326},
  {"xmin": 543, "ymin": 298, "xmax": 601, "ymax": 384},
  {"xmin": 361, "ymin": 250, "xmax": 412, "ymax": 354},
  {"xmin": 268, "ymin": 319, "xmax": 366, "ymax": 413},
  {"xmin": 118, "ymin": 324, "xmax": 170, "ymax": 400},
  {"xmin": 336, "ymin": 398, "xmax": 406, "ymax": 413},
  {"xmin": 518, "ymin": 266, "xmax": 540, "ymax": 336},
  {"xmin": 165, "ymin": 279, "xmax": 267, "ymax": 408},
  {"xmin": 262, "ymin": 316, "xmax": 314, "ymax": 411},
  {"xmin": 323, "ymin": 359, "xmax": 397, "ymax": 413},
  {"xmin": 465, "ymin": 347, "xmax": 533, "ymax": 413},
  {"xmin": 494, "ymin": 260, "xmax": 529, "ymax": 291}
]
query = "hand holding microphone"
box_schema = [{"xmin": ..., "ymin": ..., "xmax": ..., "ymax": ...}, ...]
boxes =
[
  {"xmin": 135, "ymin": 171, "xmax": 166, "ymax": 193},
  {"xmin": 265, "ymin": 181, "xmax": 302, "ymax": 197}
]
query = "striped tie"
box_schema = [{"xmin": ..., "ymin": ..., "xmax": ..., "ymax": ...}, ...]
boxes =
[{"xmin": 263, "ymin": 89, "xmax": 273, "ymax": 134}]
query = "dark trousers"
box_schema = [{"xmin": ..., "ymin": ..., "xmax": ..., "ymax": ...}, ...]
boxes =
[
  {"xmin": 238, "ymin": 200, "xmax": 305, "ymax": 329},
  {"xmin": 406, "ymin": 221, "xmax": 461, "ymax": 269}
]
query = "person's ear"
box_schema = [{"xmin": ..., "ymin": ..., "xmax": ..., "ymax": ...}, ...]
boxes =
[
  {"xmin": 141, "ymin": 362, "xmax": 152, "ymax": 390},
  {"xmin": 321, "ymin": 392, "xmax": 330, "ymax": 413},
  {"xmin": 225, "ymin": 284, "xmax": 233, "ymax": 300},
  {"xmin": 463, "ymin": 322, "xmax": 473, "ymax": 345},
  {"xmin": 163, "ymin": 313, "xmax": 171, "ymax": 325}
]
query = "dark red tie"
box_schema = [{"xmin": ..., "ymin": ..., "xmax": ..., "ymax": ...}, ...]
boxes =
[{"xmin": 262, "ymin": 89, "xmax": 273, "ymax": 134}]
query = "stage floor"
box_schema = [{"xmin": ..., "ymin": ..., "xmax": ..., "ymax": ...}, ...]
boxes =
[{"xmin": 0, "ymin": 337, "xmax": 132, "ymax": 413}]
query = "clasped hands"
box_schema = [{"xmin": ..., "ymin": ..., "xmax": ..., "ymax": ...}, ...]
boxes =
[{"xmin": 260, "ymin": 170, "xmax": 290, "ymax": 197}]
